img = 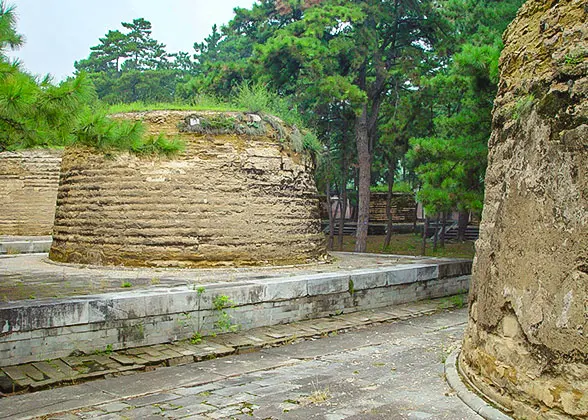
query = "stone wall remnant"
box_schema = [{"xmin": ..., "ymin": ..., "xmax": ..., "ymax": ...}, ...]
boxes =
[
  {"xmin": 49, "ymin": 111, "xmax": 326, "ymax": 267},
  {"xmin": 369, "ymin": 192, "xmax": 416, "ymax": 224},
  {"xmin": 0, "ymin": 150, "xmax": 62, "ymax": 236},
  {"xmin": 459, "ymin": 0, "xmax": 587, "ymax": 418}
]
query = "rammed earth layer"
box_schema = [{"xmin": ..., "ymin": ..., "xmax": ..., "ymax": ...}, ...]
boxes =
[
  {"xmin": 459, "ymin": 0, "xmax": 588, "ymax": 418},
  {"xmin": 0, "ymin": 150, "xmax": 62, "ymax": 236},
  {"xmin": 49, "ymin": 111, "xmax": 326, "ymax": 268}
]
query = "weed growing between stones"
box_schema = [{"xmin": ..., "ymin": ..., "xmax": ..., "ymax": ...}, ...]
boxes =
[
  {"xmin": 348, "ymin": 279, "xmax": 355, "ymax": 296},
  {"xmin": 437, "ymin": 292, "xmax": 467, "ymax": 309},
  {"xmin": 121, "ymin": 281, "xmax": 132, "ymax": 288},
  {"xmin": 94, "ymin": 344, "xmax": 113, "ymax": 356},
  {"xmin": 212, "ymin": 294, "xmax": 239, "ymax": 333},
  {"xmin": 307, "ymin": 381, "xmax": 331, "ymax": 404}
]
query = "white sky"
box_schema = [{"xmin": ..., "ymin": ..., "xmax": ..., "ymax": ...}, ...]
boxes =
[{"xmin": 9, "ymin": 0, "xmax": 257, "ymax": 81}]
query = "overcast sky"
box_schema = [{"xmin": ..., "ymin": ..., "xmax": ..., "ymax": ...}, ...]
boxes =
[{"xmin": 9, "ymin": 0, "xmax": 257, "ymax": 81}]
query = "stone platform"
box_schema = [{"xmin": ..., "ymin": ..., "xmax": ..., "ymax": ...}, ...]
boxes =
[
  {"xmin": 0, "ymin": 252, "xmax": 471, "ymax": 368},
  {"xmin": 0, "ymin": 236, "xmax": 52, "ymax": 256}
]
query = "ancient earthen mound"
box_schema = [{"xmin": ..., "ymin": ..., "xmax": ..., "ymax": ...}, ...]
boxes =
[
  {"xmin": 0, "ymin": 150, "xmax": 62, "ymax": 236},
  {"xmin": 49, "ymin": 111, "xmax": 326, "ymax": 267},
  {"xmin": 459, "ymin": 0, "xmax": 587, "ymax": 418}
]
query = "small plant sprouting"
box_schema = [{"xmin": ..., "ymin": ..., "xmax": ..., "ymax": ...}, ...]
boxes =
[
  {"xmin": 178, "ymin": 286, "xmax": 206, "ymax": 345},
  {"xmin": 348, "ymin": 279, "xmax": 355, "ymax": 296},
  {"xmin": 190, "ymin": 332, "xmax": 202, "ymax": 345},
  {"xmin": 307, "ymin": 381, "xmax": 331, "ymax": 404},
  {"xmin": 564, "ymin": 48, "xmax": 586, "ymax": 66},
  {"xmin": 121, "ymin": 281, "xmax": 132, "ymax": 288},
  {"xmin": 95, "ymin": 344, "xmax": 113, "ymax": 356},
  {"xmin": 212, "ymin": 294, "xmax": 239, "ymax": 333}
]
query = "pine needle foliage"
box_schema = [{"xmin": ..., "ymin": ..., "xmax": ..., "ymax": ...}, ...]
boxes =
[{"xmin": 0, "ymin": 2, "xmax": 183, "ymax": 156}]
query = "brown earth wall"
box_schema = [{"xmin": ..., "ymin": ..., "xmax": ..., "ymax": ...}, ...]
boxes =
[
  {"xmin": 49, "ymin": 111, "xmax": 326, "ymax": 268},
  {"xmin": 369, "ymin": 192, "xmax": 416, "ymax": 224},
  {"xmin": 0, "ymin": 150, "xmax": 62, "ymax": 236},
  {"xmin": 459, "ymin": 1, "xmax": 587, "ymax": 418}
]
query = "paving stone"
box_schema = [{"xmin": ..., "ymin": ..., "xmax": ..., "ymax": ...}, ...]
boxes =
[
  {"xmin": 203, "ymin": 391, "xmax": 257, "ymax": 408},
  {"xmin": 211, "ymin": 383, "xmax": 258, "ymax": 397},
  {"xmin": 169, "ymin": 343, "xmax": 198, "ymax": 356},
  {"xmin": 257, "ymin": 327, "xmax": 288, "ymax": 339},
  {"xmin": 264, "ymin": 323, "xmax": 300, "ymax": 337},
  {"xmin": 89, "ymin": 414, "xmax": 125, "ymax": 420},
  {"xmin": 140, "ymin": 348, "xmax": 169, "ymax": 362},
  {"xmin": 78, "ymin": 410, "xmax": 107, "ymax": 419},
  {"xmin": 44, "ymin": 414, "xmax": 80, "ymax": 420},
  {"xmin": 116, "ymin": 405, "xmax": 162, "ymax": 418},
  {"xmin": 125, "ymin": 347, "xmax": 149, "ymax": 356},
  {"xmin": 124, "ymin": 392, "xmax": 181, "ymax": 407},
  {"xmin": 109, "ymin": 354, "xmax": 137, "ymax": 366},
  {"xmin": 129, "ymin": 353, "xmax": 164, "ymax": 365},
  {"xmin": 49, "ymin": 359, "xmax": 80, "ymax": 379},
  {"xmin": 208, "ymin": 334, "xmax": 260, "ymax": 349},
  {"xmin": 31, "ymin": 361, "xmax": 67, "ymax": 381},
  {"xmin": 205, "ymin": 404, "xmax": 245, "ymax": 419},
  {"xmin": 166, "ymin": 355, "xmax": 195, "ymax": 366},
  {"xmin": 191, "ymin": 342, "xmax": 234, "ymax": 359},
  {"xmin": 252, "ymin": 382, "xmax": 301, "ymax": 396},
  {"xmin": 159, "ymin": 348, "xmax": 185, "ymax": 359},
  {"xmin": 157, "ymin": 400, "xmax": 214, "ymax": 418},
  {"xmin": 95, "ymin": 401, "xmax": 132, "ymax": 413},
  {"xmin": 2, "ymin": 365, "xmax": 28, "ymax": 381}
]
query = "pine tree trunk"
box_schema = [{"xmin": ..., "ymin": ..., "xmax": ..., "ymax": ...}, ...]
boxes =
[
  {"xmin": 337, "ymin": 187, "xmax": 348, "ymax": 251},
  {"xmin": 383, "ymin": 158, "xmax": 396, "ymax": 249},
  {"xmin": 433, "ymin": 214, "xmax": 440, "ymax": 252},
  {"xmin": 457, "ymin": 210, "xmax": 469, "ymax": 241},
  {"xmin": 421, "ymin": 217, "xmax": 429, "ymax": 256},
  {"xmin": 337, "ymin": 152, "xmax": 348, "ymax": 251},
  {"xmin": 326, "ymin": 184, "xmax": 334, "ymax": 250},
  {"xmin": 354, "ymin": 107, "xmax": 371, "ymax": 253},
  {"xmin": 440, "ymin": 212, "xmax": 447, "ymax": 249}
]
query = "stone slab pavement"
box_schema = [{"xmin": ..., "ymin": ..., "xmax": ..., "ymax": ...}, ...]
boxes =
[{"xmin": 0, "ymin": 307, "xmax": 482, "ymax": 420}]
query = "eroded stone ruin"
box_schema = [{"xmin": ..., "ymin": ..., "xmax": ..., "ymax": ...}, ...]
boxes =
[
  {"xmin": 459, "ymin": 0, "xmax": 587, "ymax": 418},
  {"xmin": 0, "ymin": 150, "xmax": 62, "ymax": 236},
  {"xmin": 49, "ymin": 111, "xmax": 326, "ymax": 267}
]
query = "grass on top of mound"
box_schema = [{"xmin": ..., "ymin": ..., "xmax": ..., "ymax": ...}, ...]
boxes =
[
  {"xmin": 108, "ymin": 101, "xmax": 245, "ymax": 114},
  {"xmin": 107, "ymin": 85, "xmax": 323, "ymax": 158},
  {"xmin": 73, "ymin": 110, "xmax": 185, "ymax": 157}
]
